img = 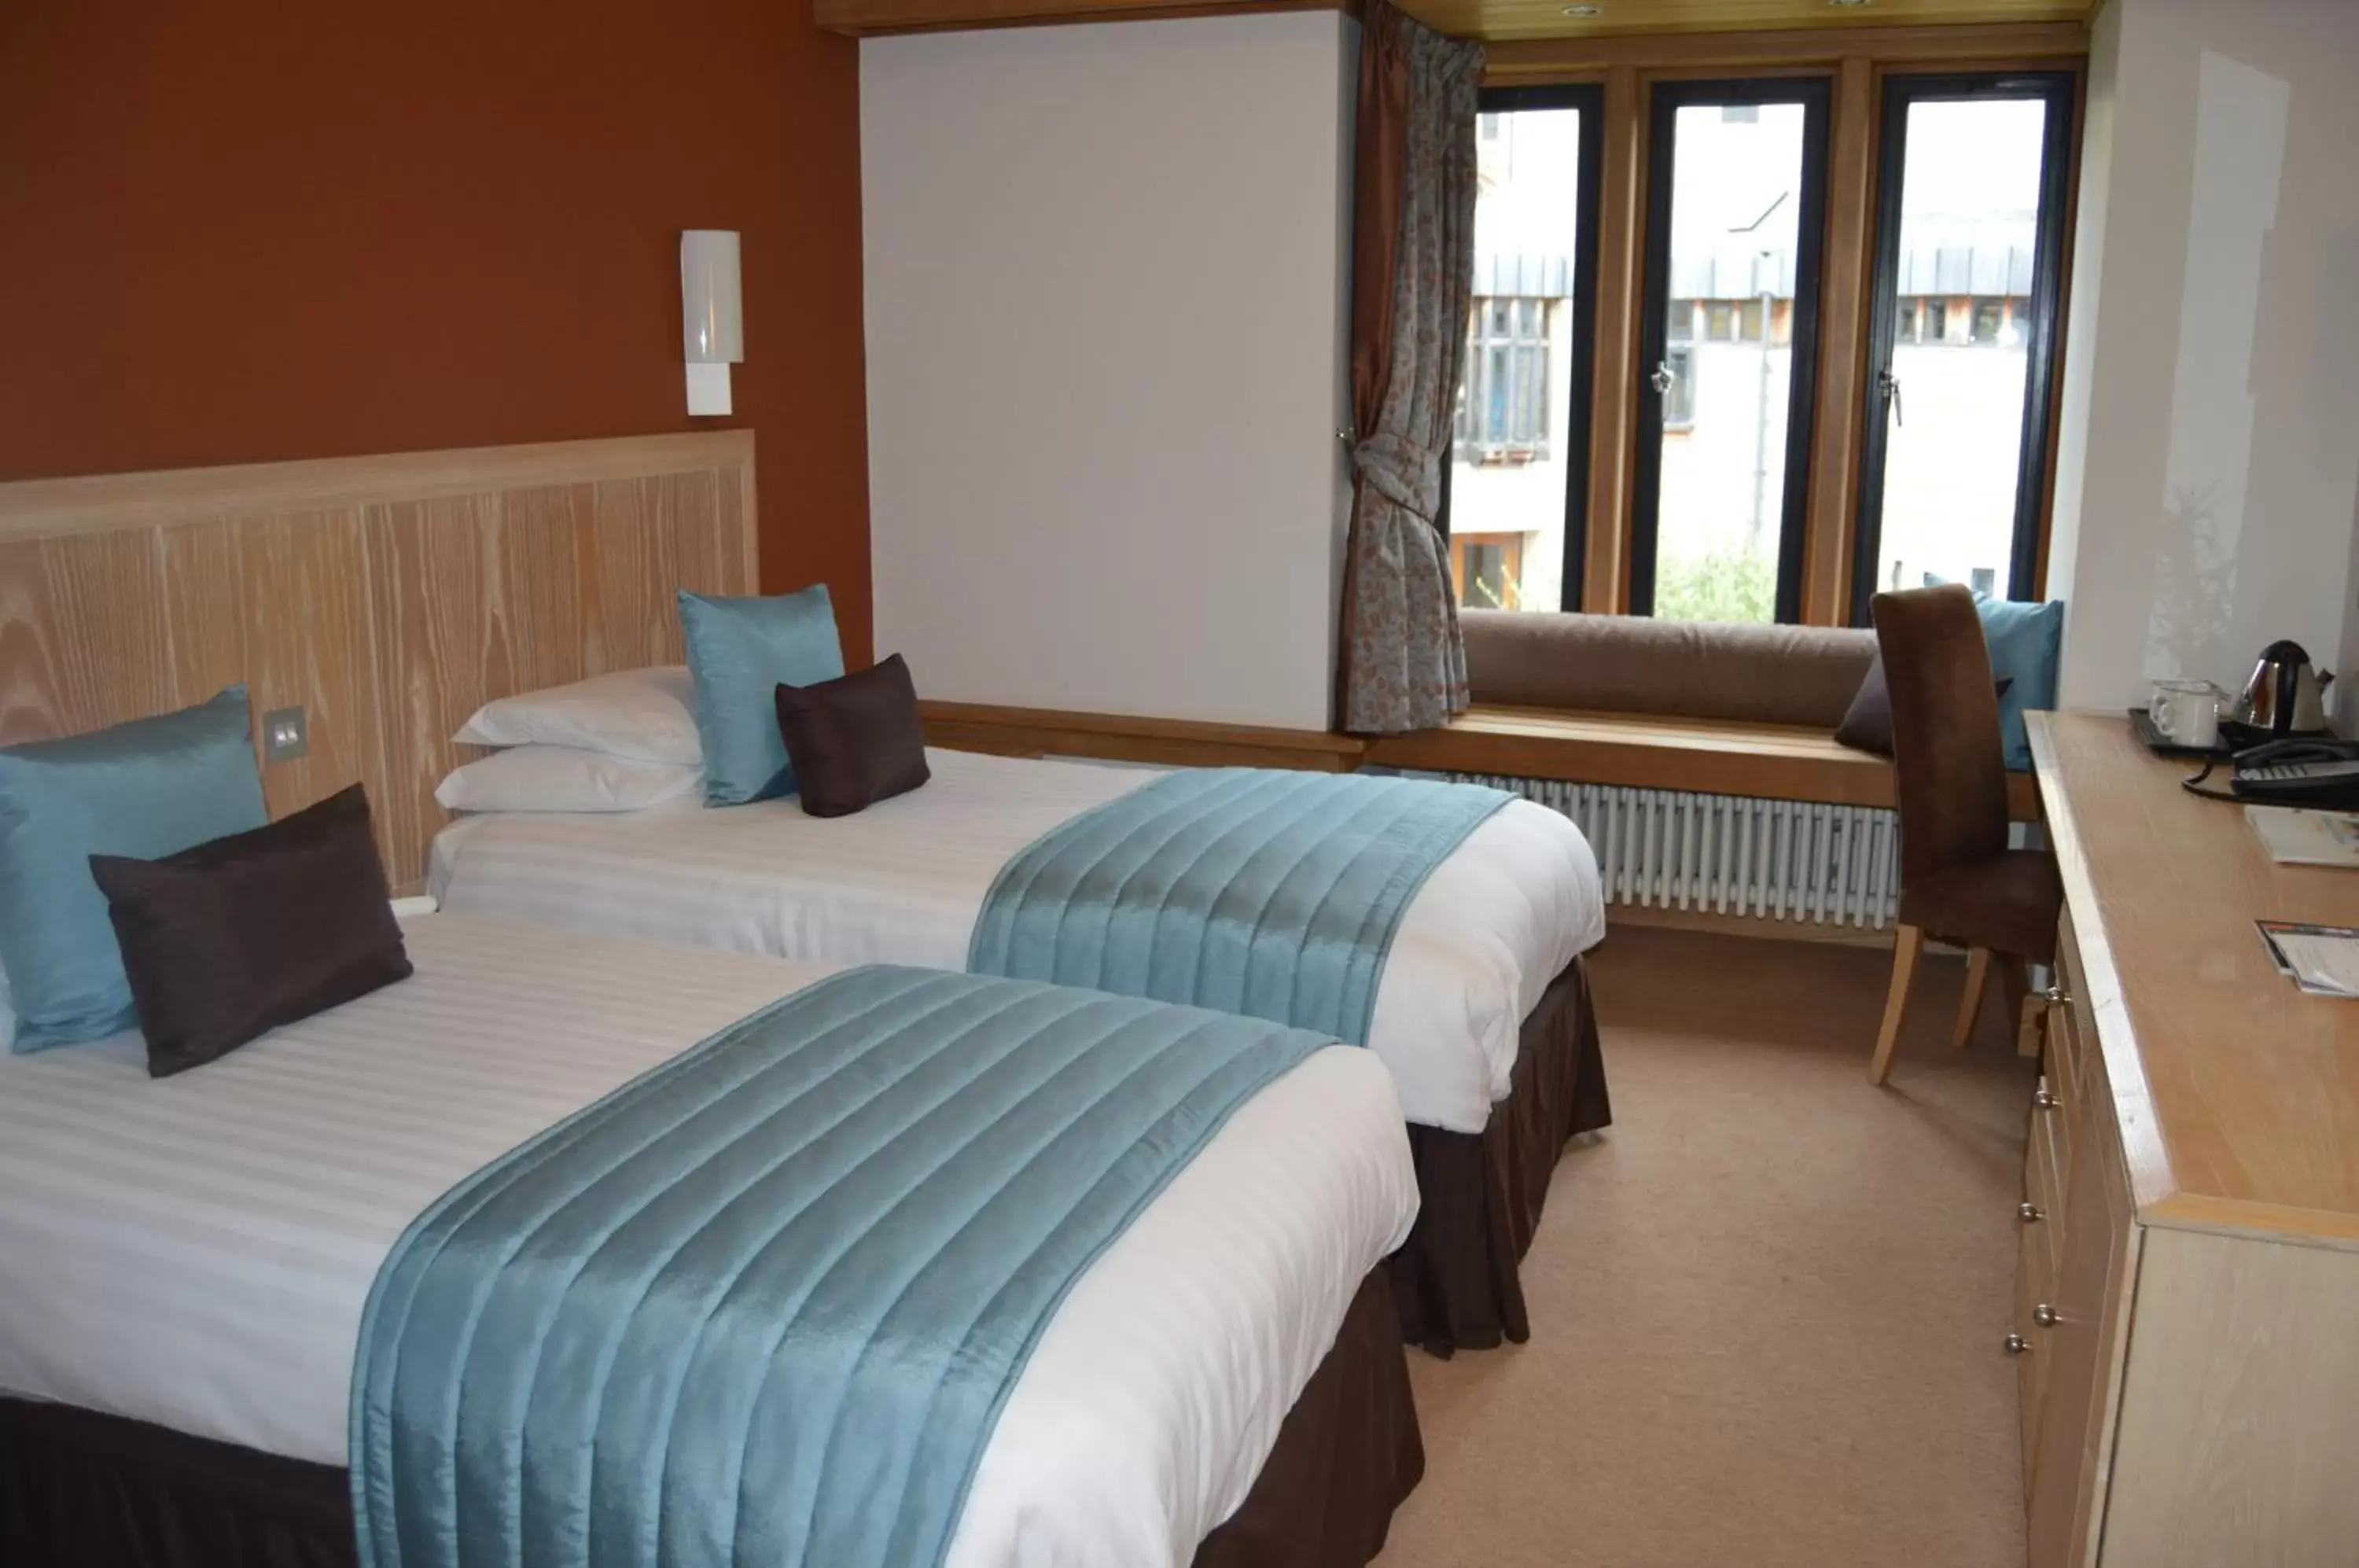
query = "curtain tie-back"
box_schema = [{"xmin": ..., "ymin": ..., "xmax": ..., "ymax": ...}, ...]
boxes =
[{"xmin": 1351, "ymin": 431, "xmax": 1443, "ymax": 525}]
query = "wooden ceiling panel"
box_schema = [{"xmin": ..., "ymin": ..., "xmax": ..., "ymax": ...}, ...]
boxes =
[
  {"xmin": 815, "ymin": 0, "xmax": 2097, "ymax": 47},
  {"xmin": 1396, "ymin": 0, "xmax": 2097, "ymax": 43}
]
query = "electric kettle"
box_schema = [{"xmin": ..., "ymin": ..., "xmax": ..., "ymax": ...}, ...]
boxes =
[{"xmin": 2227, "ymin": 639, "xmax": 2334, "ymax": 745}]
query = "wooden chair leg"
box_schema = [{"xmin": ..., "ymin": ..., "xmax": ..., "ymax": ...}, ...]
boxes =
[
  {"xmin": 1951, "ymin": 947, "xmax": 1993, "ymax": 1049},
  {"xmin": 1871, "ymin": 925, "xmax": 1926, "ymax": 1085},
  {"xmin": 2000, "ymin": 954, "xmax": 2035, "ymax": 1056}
]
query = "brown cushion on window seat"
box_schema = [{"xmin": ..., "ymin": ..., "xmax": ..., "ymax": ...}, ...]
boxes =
[{"xmin": 1460, "ymin": 609, "xmax": 1876, "ymax": 728}]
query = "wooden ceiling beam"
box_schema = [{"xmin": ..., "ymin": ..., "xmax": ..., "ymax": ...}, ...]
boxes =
[
  {"xmin": 817, "ymin": 0, "xmax": 2091, "ymax": 42},
  {"xmin": 1484, "ymin": 19, "xmax": 2088, "ymax": 76},
  {"xmin": 815, "ymin": 0, "xmax": 1344, "ymax": 39}
]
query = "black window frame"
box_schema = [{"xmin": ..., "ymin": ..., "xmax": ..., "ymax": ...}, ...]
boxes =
[
  {"xmin": 1628, "ymin": 77, "xmax": 1831, "ymax": 625},
  {"xmin": 1441, "ymin": 80, "xmax": 1604, "ymax": 613},
  {"xmin": 1849, "ymin": 71, "xmax": 2076, "ymax": 624}
]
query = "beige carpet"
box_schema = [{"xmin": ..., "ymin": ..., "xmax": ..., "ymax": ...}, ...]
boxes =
[{"xmin": 1375, "ymin": 924, "xmax": 2035, "ymax": 1568}]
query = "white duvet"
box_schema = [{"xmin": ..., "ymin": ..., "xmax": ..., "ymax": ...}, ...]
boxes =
[
  {"xmin": 0, "ymin": 915, "xmax": 1418, "ymax": 1568},
  {"xmin": 432, "ymin": 748, "xmax": 1606, "ymax": 1133}
]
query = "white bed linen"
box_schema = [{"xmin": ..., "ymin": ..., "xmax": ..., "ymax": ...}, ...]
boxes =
[
  {"xmin": 0, "ymin": 915, "xmax": 1417, "ymax": 1568},
  {"xmin": 432, "ymin": 748, "xmax": 1606, "ymax": 1133}
]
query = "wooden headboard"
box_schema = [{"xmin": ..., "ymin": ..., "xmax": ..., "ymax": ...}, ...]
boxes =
[{"xmin": 0, "ymin": 432, "xmax": 759, "ymax": 890}]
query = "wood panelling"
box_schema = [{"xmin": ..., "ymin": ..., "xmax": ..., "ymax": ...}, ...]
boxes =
[
  {"xmin": 161, "ymin": 511, "xmax": 382, "ymax": 829},
  {"xmin": 1442, "ymin": 2, "xmax": 2092, "ymax": 45},
  {"xmin": 0, "ymin": 532, "xmax": 174, "ymax": 743},
  {"xmin": 0, "ymin": 432, "xmax": 757, "ymax": 893},
  {"xmin": 919, "ymin": 700, "xmax": 1367, "ymax": 772},
  {"xmin": 814, "ymin": 0, "xmax": 2092, "ymax": 42},
  {"xmin": 1483, "ymin": 20, "xmax": 2090, "ymax": 75}
]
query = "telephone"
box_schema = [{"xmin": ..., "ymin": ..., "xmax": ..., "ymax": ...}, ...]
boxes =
[{"xmin": 2218, "ymin": 738, "xmax": 2359, "ymax": 808}]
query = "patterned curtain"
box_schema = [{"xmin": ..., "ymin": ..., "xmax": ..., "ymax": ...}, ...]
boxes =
[{"xmin": 1337, "ymin": 4, "xmax": 1482, "ymax": 734}]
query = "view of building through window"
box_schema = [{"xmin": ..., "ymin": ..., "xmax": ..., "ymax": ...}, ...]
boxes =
[
  {"xmin": 1868, "ymin": 96, "xmax": 2052, "ymax": 602},
  {"xmin": 1449, "ymin": 107, "xmax": 1582, "ymax": 612},
  {"xmin": 1646, "ymin": 99, "xmax": 1810, "ymax": 624},
  {"xmin": 1452, "ymin": 95, "xmax": 2054, "ymax": 623}
]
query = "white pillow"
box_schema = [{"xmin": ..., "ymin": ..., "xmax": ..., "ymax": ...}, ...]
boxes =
[
  {"xmin": 454, "ymin": 666, "xmax": 701, "ymax": 764},
  {"xmin": 435, "ymin": 745, "xmax": 702, "ymax": 814}
]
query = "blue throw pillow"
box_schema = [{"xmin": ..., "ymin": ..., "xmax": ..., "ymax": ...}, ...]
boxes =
[
  {"xmin": 679, "ymin": 586, "xmax": 846, "ymax": 804},
  {"xmin": 0, "ymin": 685, "xmax": 268, "ymax": 1050},
  {"xmin": 1975, "ymin": 595, "xmax": 2063, "ymax": 772}
]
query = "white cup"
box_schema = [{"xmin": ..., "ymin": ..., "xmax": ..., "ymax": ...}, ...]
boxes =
[{"xmin": 2151, "ymin": 679, "xmax": 2222, "ymax": 749}]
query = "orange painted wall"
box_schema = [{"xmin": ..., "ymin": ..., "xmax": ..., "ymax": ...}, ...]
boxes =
[{"xmin": 0, "ymin": 0, "xmax": 873, "ymax": 658}]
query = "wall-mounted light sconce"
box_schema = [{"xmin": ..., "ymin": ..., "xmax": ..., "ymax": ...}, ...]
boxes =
[{"xmin": 680, "ymin": 230, "xmax": 742, "ymax": 417}]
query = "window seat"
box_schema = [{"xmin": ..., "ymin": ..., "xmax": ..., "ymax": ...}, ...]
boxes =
[
  {"xmin": 1358, "ymin": 610, "xmax": 2041, "ymax": 821},
  {"xmin": 1364, "ymin": 704, "xmax": 2042, "ymax": 821}
]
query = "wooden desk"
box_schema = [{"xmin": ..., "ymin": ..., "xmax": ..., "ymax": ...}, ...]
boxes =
[{"xmin": 2018, "ymin": 712, "xmax": 2359, "ymax": 1567}]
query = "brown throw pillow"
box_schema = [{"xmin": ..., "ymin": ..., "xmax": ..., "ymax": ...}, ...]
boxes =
[
  {"xmin": 1834, "ymin": 657, "xmax": 1896, "ymax": 755},
  {"xmin": 1835, "ymin": 656, "xmax": 2011, "ymax": 757},
  {"xmin": 89, "ymin": 784, "xmax": 413, "ymax": 1077},
  {"xmin": 774, "ymin": 653, "xmax": 931, "ymax": 819}
]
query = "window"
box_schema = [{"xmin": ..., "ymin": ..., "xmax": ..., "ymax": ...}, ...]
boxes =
[
  {"xmin": 1445, "ymin": 36, "xmax": 2082, "ymax": 629},
  {"xmin": 1662, "ymin": 344, "xmax": 1696, "ymax": 429},
  {"xmin": 1451, "ymin": 532, "xmax": 1527, "ymax": 610},
  {"xmin": 1444, "ymin": 82, "xmax": 1603, "ymax": 616},
  {"xmin": 1458, "ymin": 296, "xmax": 1551, "ymax": 454},
  {"xmin": 1631, "ymin": 79, "xmax": 1831, "ymax": 625},
  {"xmin": 1852, "ymin": 74, "xmax": 2076, "ymax": 622}
]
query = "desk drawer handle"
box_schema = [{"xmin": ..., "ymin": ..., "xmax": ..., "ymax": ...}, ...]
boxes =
[
  {"xmin": 2033, "ymin": 1088, "xmax": 2058, "ymax": 1110},
  {"xmin": 2033, "ymin": 1303, "xmax": 2061, "ymax": 1328},
  {"xmin": 2003, "ymin": 1333, "xmax": 2033, "ymax": 1356},
  {"xmin": 2018, "ymin": 1202, "xmax": 2044, "ymax": 1224}
]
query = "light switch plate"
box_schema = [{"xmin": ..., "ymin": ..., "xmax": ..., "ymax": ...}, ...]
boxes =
[{"xmin": 262, "ymin": 705, "xmax": 308, "ymax": 763}]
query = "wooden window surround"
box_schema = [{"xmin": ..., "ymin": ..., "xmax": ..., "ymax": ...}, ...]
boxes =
[{"xmin": 1492, "ymin": 22, "xmax": 2089, "ymax": 624}]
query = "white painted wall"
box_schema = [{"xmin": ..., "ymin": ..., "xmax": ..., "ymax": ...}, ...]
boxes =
[
  {"xmin": 2048, "ymin": 0, "xmax": 2359, "ymax": 719},
  {"xmin": 860, "ymin": 14, "xmax": 1359, "ymax": 730}
]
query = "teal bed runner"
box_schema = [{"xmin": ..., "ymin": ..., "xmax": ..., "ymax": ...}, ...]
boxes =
[
  {"xmin": 350, "ymin": 965, "xmax": 1329, "ymax": 1568},
  {"xmin": 969, "ymin": 768, "xmax": 1513, "ymax": 1046}
]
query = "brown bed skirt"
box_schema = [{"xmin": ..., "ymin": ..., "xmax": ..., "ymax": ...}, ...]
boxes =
[
  {"xmin": 0, "ymin": 1268, "xmax": 1421, "ymax": 1568},
  {"xmin": 1386, "ymin": 953, "xmax": 1611, "ymax": 1356}
]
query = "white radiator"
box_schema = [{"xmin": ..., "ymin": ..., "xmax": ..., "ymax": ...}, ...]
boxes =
[{"xmin": 1452, "ymin": 774, "xmax": 1900, "ymax": 929}]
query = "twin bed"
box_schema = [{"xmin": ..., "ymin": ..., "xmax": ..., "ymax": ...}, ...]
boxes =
[
  {"xmin": 432, "ymin": 743, "xmax": 1611, "ymax": 1350},
  {"xmin": 1, "ymin": 915, "xmax": 1423, "ymax": 1568},
  {"xmin": 3, "ymin": 669, "xmax": 1608, "ymax": 1568}
]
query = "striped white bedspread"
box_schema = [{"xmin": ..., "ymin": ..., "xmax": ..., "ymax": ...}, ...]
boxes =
[
  {"xmin": 0, "ymin": 915, "xmax": 1417, "ymax": 1568},
  {"xmin": 432, "ymin": 746, "xmax": 1607, "ymax": 1133}
]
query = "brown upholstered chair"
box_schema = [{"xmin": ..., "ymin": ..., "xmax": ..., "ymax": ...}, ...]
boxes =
[{"xmin": 1868, "ymin": 584, "xmax": 2063, "ymax": 1084}]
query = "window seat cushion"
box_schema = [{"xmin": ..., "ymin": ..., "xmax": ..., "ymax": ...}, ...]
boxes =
[{"xmin": 1460, "ymin": 609, "xmax": 1877, "ymax": 729}]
